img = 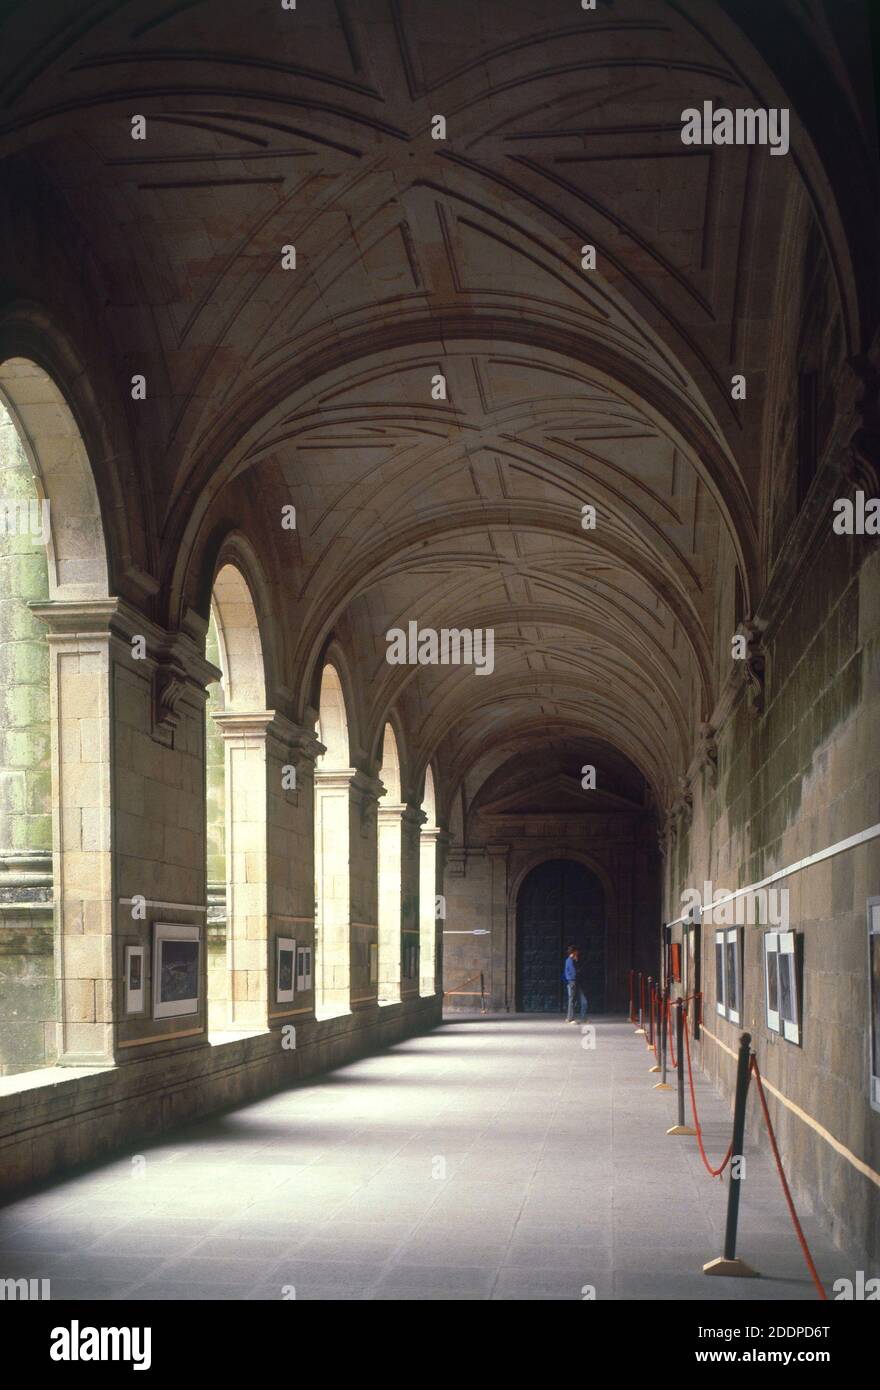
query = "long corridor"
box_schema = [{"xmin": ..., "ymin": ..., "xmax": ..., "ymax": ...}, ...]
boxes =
[{"xmin": 0, "ymin": 1018, "xmax": 855, "ymax": 1302}]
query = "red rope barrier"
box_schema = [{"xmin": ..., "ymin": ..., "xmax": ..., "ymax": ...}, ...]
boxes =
[
  {"xmin": 750, "ymin": 1056, "xmax": 827, "ymax": 1300},
  {"xmin": 682, "ymin": 1006, "xmax": 733, "ymax": 1178}
]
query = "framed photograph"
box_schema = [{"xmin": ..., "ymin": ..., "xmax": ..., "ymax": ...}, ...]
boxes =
[
  {"xmin": 715, "ymin": 930, "xmax": 725, "ymax": 1016},
  {"xmin": 715, "ymin": 927, "xmax": 742, "ymax": 1024},
  {"xmin": 764, "ymin": 932, "xmax": 781, "ymax": 1033},
  {"xmin": 867, "ymin": 899, "xmax": 880, "ymax": 1113},
  {"xmin": 684, "ymin": 907, "xmax": 701, "ymax": 1036},
  {"xmin": 369, "ymin": 941, "xmax": 378, "ymax": 984},
  {"xmin": 670, "ymin": 941, "xmax": 682, "ymax": 984},
  {"xmin": 764, "ymin": 931, "xmax": 800, "ymax": 1044},
  {"xmin": 296, "ymin": 945, "xmax": 312, "ymax": 992},
  {"xmin": 725, "ymin": 927, "xmax": 742, "ymax": 1025},
  {"xmin": 124, "ymin": 944, "xmax": 145, "ymax": 1015},
  {"xmin": 276, "ymin": 936, "xmax": 296, "ymax": 1004},
  {"xmin": 153, "ymin": 922, "xmax": 200, "ymax": 1019},
  {"xmin": 778, "ymin": 933, "xmax": 799, "ymax": 1044}
]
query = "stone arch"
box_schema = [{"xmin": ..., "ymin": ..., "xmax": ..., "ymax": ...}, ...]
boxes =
[
  {"xmin": 0, "ymin": 358, "xmax": 109, "ymax": 599},
  {"xmin": 205, "ymin": 556, "xmax": 271, "ymax": 1034},
  {"xmin": 377, "ymin": 722, "xmax": 404, "ymax": 1003}
]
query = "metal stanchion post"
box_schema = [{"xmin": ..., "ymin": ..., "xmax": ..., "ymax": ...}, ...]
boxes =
[
  {"xmin": 704, "ymin": 1033, "xmax": 758, "ymax": 1277},
  {"xmin": 667, "ymin": 1001, "xmax": 696, "ymax": 1135},
  {"xmin": 654, "ymin": 987, "xmax": 671, "ymax": 1089},
  {"xmin": 635, "ymin": 973, "xmax": 645, "ymax": 1034},
  {"xmin": 646, "ymin": 976, "xmax": 654, "ymax": 1048}
]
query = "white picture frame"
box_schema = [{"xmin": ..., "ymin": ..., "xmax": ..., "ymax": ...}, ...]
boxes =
[
  {"xmin": 296, "ymin": 945, "xmax": 312, "ymax": 992},
  {"xmin": 778, "ymin": 931, "xmax": 799, "ymax": 1044},
  {"xmin": 764, "ymin": 930, "xmax": 800, "ymax": 1044},
  {"xmin": 716, "ymin": 926, "xmax": 742, "ymax": 1024},
  {"xmin": 725, "ymin": 927, "xmax": 742, "ymax": 1025},
  {"xmin": 124, "ymin": 944, "xmax": 145, "ymax": 1015},
  {"xmin": 715, "ymin": 929, "xmax": 725, "ymax": 1017},
  {"xmin": 276, "ymin": 936, "xmax": 296, "ymax": 1004},
  {"xmin": 153, "ymin": 922, "xmax": 200, "ymax": 1019},
  {"xmin": 764, "ymin": 931, "xmax": 781, "ymax": 1034}
]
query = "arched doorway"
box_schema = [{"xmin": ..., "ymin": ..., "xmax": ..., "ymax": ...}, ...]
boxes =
[{"xmin": 516, "ymin": 859, "xmax": 606, "ymax": 1013}]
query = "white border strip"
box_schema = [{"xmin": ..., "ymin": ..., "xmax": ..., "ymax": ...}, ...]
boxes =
[
  {"xmin": 666, "ymin": 821, "xmax": 880, "ymax": 927},
  {"xmin": 117, "ymin": 898, "xmax": 207, "ymax": 914}
]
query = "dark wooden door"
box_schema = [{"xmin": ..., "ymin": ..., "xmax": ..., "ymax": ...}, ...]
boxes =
[{"xmin": 515, "ymin": 859, "xmax": 606, "ymax": 1012}]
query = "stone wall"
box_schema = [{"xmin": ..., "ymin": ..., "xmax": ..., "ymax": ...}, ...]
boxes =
[{"xmin": 671, "ymin": 534, "xmax": 880, "ymax": 1265}]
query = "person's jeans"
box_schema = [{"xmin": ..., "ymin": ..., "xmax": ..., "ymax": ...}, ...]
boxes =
[{"xmin": 566, "ymin": 980, "xmax": 588, "ymax": 1021}]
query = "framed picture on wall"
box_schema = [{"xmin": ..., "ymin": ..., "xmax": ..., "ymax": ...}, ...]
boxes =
[
  {"xmin": 764, "ymin": 932, "xmax": 781, "ymax": 1033},
  {"xmin": 715, "ymin": 927, "xmax": 742, "ymax": 1024},
  {"xmin": 725, "ymin": 927, "xmax": 742, "ymax": 1025},
  {"xmin": 868, "ymin": 899, "xmax": 880, "ymax": 1113},
  {"xmin": 276, "ymin": 936, "xmax": 296, "ymax": 1004},
  {"xmin": 682, "ymin": 907, "xmax": 701, "ymax": 1035},
  {"xmin": 124, "ymin": 944, "xmax": 145, "ymax": 1015},
  {"xmin": 764, "ymin": 931, "xmax": 800, "ymax": 1043},
  {"xmin": 153, "ymin": 922, "xmax": 200, "ymax": 1019},
  {"xmin": 715, "ymin": 930, "xmax": 725, "ymax": 1016},
  {"xmin": 670, "ymin": 941, "xmax": 682, "ymax": 984},
  {"xmin": 296, "ymin": 946, "xmax": 312, "ymax": 992}
]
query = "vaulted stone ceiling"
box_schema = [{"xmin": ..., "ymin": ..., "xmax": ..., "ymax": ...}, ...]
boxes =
[{"xmin": 0, "ymin": 0, "xmax": 871, "ymax": 815}]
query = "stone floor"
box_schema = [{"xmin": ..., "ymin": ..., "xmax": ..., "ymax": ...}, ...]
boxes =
[{"xmin": 0, "ymin": 1016, "xmax": 857, "ymax": 1300}]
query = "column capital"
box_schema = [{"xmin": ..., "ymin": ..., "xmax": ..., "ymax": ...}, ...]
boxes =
[
  {"xmin": 31, "ymin": 598, "xmax": 223, "ymax": 746},
  {"xmin": 211, "ymin": 710, "xmax": 322, "ymax": 757},
  {"xmin": 420, "ymin": 825, "xmax": 449, "ymax": 846}
]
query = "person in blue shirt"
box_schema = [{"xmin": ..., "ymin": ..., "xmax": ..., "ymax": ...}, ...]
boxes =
[{"xmin": 563, "ymin": 945, "xmax": 588, "ymax": 1024}]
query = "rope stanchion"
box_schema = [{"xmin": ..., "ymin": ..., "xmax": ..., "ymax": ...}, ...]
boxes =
[
  {"xmin": 629, "ymin": 969, "xmax": 636, "ymax": 1025},
  {"xmin": 666, "ymin": 992, "xmax": 677, "ymax": 1068},
  {"xmin": 704, "ymin": 1032, "xmax": 756, "ymax": 1277},
  {"xmin": 654, "ymin": 987, "xmax": 672, "ymax": 1090},
  {"xmin": 750, "ymin": 1056, "xmax": 827, "ymax": 1299},
  {"xmin": 667, "ymin": 1000, "xmax": 696, "ymax": 1136},
  {"xmin": 635, "ymin": 973, "xmax": 645, "ymax": 1034},
  {"xmin": 682, "ymin": 1004, "xmax": 733, "ymax": 1178},
  {"xmin": 649, "ymin": 983, "xmax": 661, "ymax": 1071},
  {"xmin": 646, "ymin": 977, "xmax": 654, "ymax": 1049}
]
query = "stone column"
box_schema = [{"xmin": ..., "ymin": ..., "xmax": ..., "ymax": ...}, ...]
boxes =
[
  {"xmin": 34, "ymin": 600, "xmax": 221, "ymax": 1065},
  {"xmin": 314, "ymin": 766, "xmax": 356, "ymax": 1016},
  {"xmin": 31, "ymin": 600, "xmax": 116, "ymax": 1065},
  {"xmin": 377, "ymin": 800, "xmax": 404, "ymax": 1003},
  {"xmin": 487, "ymin": 842, "xmax": 509, "ymax": 1012},
  {"xmin": 265, "ymin": 720, "xmax": 322, "ymax": 1027},
  {"xmin": 400, "ymin": 802, "xmax": 423, "ymax": 1002},
  {"xmin": 419, "ymin": 825, "xmax": 442, "ymax": 997},
  {"xmin": 348, "ymin": 769, "xmax": 383, "ymax": 1012},
  {"xmin": 211, "ymin": 711, "xmax": 272, "ymax": 1031}
]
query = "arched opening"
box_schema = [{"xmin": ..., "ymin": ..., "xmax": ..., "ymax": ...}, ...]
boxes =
[
  {"xmin": 0, "ymin": 358, "xmax": 112, "ymax": 1068},
  {"xmin": 515, "ymin": 859, "xmax": 606, "ymax": 1014},
  {"xmin": 205, "ymin": 562, "xmax": 269, "ymax": 1036},
  {"xmin": 314, "ymin": 663, "xmax": 351, "ymax": 1018},
  {"xmin": 0, "ymin": 393, "xmax": 53, "ymax": 1073},
  {"xmin": 419, "ymin": 764, "xmax": 439, "ymax": 998},
  {"xmin": 377, "ymin": 723, "xmax": 402, "ymax": 1004}
]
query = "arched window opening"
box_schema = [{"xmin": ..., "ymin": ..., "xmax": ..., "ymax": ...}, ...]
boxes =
[
  {"xmin": 0, "ymin": 395, "xmax": 53, "ymax": 1074},
  {"xmin": 419, "ymin": 765, "xmax": 439, "ymax": 997},
  {"xmin": 206, "ymin": 563, "xmax": 269, "ymax": 1038},
  {"xmin": 0, "ymin": 358, "xmax": 111, "ymax": 1068},
  {"xmin": 313, "ymin": 663, "xmax": 351, "ymax": 1018},
  {"xmin": 377, "ymin": 723, "xmax": 403, "ymax": 1004}
]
